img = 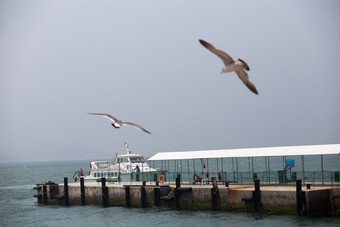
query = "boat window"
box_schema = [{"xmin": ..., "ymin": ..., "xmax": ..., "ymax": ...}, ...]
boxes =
[
  {"xmin": 130, "ymin": 157, "xmax": 145, "ymax": 163},
  {"xmin": 96, "ymin": 161, "xmax": 110, "ymax": 168},
  {"xmin": 94, "ymin": 173, "xmax": 96, "ymax": 177}
]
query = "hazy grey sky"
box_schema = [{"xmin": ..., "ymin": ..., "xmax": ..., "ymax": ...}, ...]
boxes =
[{"xmin": 1, "ymin": 0, "xmax": 339, "ymax": 162}]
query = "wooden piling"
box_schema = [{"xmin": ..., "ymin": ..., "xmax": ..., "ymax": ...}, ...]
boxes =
[
  {"xmin": 64, "ymin": 177, "xmax": 69, "ymax": 206},
  {"xmin": 101, "ymin": 178, "xmax": 108, "ymax": 207},
  {"xmin": 211, "ymin": 177, "xmax": 219, "ymax": 211},
  {"xmin": 80, "ymin": 177, "xmax": 85, "ymax": 206},
  {"xmin": 296, "ymin": 179, "xmax": 303, "ymax": 214},
  {"xmin": 125, "ymin": 186, "xmax": 131, "ymax": 207},
  {"xmin": 154, "ymin": 187, "xmax": 160, "ymax": 207},
  {"xmin": 43, "ymin": 185, "xmax": 47, "ymax": 205},
  {"xmin": 175, "ymin": 174, "xmax": 181, "ymax": 209},
  {"xmin": 141, "ymin": 186, "xmax": 146, "ymax": 208},
  {"xmin": 253, "ymin": 179, "xmax": 261, "ymax": 212}
]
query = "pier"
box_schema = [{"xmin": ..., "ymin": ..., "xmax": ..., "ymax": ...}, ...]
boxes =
[
  {"xmin": 34, "ymin": 176, "xmax": 340, "ymax": 216},
  {"xmin": 34, "ymin": 144, "xmax": 340, "ymax": 215}
]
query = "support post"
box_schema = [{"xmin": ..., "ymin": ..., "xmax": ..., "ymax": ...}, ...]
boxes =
[
  {"xmin": 201, "ymin": 159, "xmax": 204, "ymax": 181},
  {"xmin": 64, "ymin": 177, "xmax": 69, "ymax": 206},
  {"xmin": 248, "ymin": 157, "xmax": 251, "ymax": 184},
  {"xmin": 232, "ymin": 157, "xmax": 235, "ymax": 182},
  {"xmin": 216, "ymin": 158, "xmax": 219, "ymax": 178},
  {"xmin": 187, "ymin": 159, "xmax": 190, "ymax": 184},
  {"xmin": 265, "ymin": 157, "xmax": 268, "ymax": 183},
  {"xmin": 236, "ymin": 157, "xmax": 239, "ymax": 183},
  {"xmin": 282, "ymin": 156, "xmax": 285, "ymax": 169},
  {"xmin": 268, "ymin": 157, "xmax": 271, "ymax": 183},
  {"xmin": 167, "ymin": 160, "xmax": 170, "ymax": 183},
  {"xmin": 174, "ymin": 160, "xmax": 176, "ymax": 174},
  {"xmin": 80, "ymin": 177, "xmax": 85, "ymax": 206},
  {"xmin": 180, "ymin": 160, "xmax": 182, "ymax": 178},
  {"xmin": 221, "ymin": 158, "xmax": 224, "ymax": 181},
  {"xmin": 321, "ymin": 155, "xmax": 324, "ymax": 185},
  {"xmin": 301, "ymin": 156, "xmax": 305, "ymax": 184}
]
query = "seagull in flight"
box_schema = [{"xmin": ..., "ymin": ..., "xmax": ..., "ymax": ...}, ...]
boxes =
[
  {"xmin": 88, "ymin": 113, "xmax": 152, "ymax": 134},
  {"xmin": 199, "ymin": 39, "xmax": 258, "ymax": 95}
]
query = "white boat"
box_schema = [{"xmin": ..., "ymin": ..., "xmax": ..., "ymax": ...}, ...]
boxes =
[{"xmin": 73, "ymin": 143, "xmax": 161, "ymax": 183}]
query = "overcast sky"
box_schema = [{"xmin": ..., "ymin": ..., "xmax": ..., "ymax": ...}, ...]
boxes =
[{"xmin": 1, "ymin": 0, "xmax": 339, "ymax": 162}]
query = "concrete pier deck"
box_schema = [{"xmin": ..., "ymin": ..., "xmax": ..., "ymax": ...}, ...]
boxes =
[{"xmin": 34, "ymin": 178, "xmax": 340, "ymax": 216}]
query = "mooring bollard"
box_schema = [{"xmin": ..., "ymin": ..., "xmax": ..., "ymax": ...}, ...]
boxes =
[
  {"xmin": 64, "ymin": 177, "xmax": 69, "ymax": 206},
  {"xmin": 80, "ymin": 177, "xmax": 85, "ymax": 205}
]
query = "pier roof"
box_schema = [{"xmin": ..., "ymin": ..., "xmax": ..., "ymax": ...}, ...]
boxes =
[{"xmin": 148, "ymin": 144, "xmax": 340, "ymax": 161}]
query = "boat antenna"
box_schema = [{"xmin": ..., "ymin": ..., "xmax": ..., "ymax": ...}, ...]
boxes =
[{"xmin": 125, "ymin": 142, "xmax": 131, "ymax": 154}]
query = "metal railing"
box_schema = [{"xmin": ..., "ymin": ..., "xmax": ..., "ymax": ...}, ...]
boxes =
[{"xmin": 122, "ymin": 170, "xmax": 340, "ymax": 186}]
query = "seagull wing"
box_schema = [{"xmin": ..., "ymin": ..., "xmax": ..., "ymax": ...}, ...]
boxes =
[
  {"xmin": 122, "ymin": 122, "xmax": 152, "ymax": 134},
  {"xmin": 199, "ymin": 39, "xmax": 234, "ymax": 66},
  {"xmin": 88, "ymin": 113, "xmax": 119, "ymax": 123},
  {"xmin": 235, "ymin": 70, "xmax": 259, "ymax": 95}
]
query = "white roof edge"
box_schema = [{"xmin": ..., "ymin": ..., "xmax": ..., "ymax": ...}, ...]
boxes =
[{"xmin": 148, "ymin": 144, "xmax": 340, "ymax": 161}]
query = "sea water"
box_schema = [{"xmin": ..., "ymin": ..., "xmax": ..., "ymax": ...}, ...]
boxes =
[{"xmin": 0, "ymin": 160, "xmax": 339, "ymax": 227}]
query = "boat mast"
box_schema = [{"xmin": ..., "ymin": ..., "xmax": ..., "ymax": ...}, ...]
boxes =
[{"xmin": 125, "ymin": 142, "xmax": 131, "ymax": 154}]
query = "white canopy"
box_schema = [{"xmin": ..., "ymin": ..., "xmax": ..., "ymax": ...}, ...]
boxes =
[{"xmin": 148, "ymin": 144, "xmax": 340, "ymax": 161}]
